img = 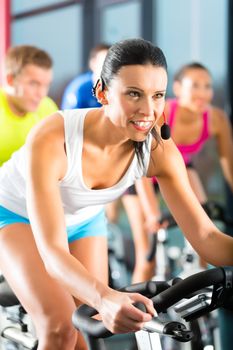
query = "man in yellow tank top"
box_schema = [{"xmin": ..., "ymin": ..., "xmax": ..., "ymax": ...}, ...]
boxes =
[{"xmin": 0, "ymin": 45, "xmax": 58, "ymax": 166}]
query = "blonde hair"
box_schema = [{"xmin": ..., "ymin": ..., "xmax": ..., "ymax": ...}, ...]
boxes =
[{"xmin": 5, "ymin": 45, "xmax": 53, "ymax": 76}]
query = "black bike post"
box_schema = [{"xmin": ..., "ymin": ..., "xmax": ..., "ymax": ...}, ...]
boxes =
[{"xmin": 84, "ymin": 335, "xmax": 106, "ymax": 350}]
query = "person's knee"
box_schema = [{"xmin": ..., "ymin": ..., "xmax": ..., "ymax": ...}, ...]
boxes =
[{"xmin": 37, "ymin": 318, "xmax": 77, "ymax": 349}]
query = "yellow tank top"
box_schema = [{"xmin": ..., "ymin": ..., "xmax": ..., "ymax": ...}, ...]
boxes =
[{"xmin": 0, "ymin": 89, "xmax": 58, "ymax": 166}]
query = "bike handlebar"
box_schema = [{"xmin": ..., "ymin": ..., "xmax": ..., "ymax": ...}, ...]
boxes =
[
  {"xmin": 72, "ymin": 304, "xmax": 112, "ymax": 338},
  {"xmin": 152, "ymin": 267, "xmax": 229, "ymax": 313},
  {"xmin": 72, "ymin": 280, "xmax": 171, "ymax": 338},
  {"xmin": 72, "ymin": 267, "xmax": 233, "ymax": 338}
]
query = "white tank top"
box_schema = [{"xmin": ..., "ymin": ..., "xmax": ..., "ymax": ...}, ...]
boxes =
[{"xmin": 0, "ymin": 108, "xmax": 152, "ymax": 226}]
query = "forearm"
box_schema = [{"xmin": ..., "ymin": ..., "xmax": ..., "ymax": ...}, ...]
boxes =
[
  {"xmin": 156, "ymin": 155, "xmax": 233, "ymax": 266},
  {"xmin": 162, "ymin": 188, "xmax": 233, "ymax": 266},
  {"xmin": 190, "ymin": 228, "xmax": 233, "ymax": 266},
  {"xmin": 43, "ymin": 246, "xmax": 110, "ymax": 310},
  {"xmin": 27, "ymin": 189, "xmax": 110, "ymax": 310}
]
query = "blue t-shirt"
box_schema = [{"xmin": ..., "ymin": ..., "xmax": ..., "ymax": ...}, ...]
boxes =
[{"xmin": 61, "ymin": 71, "xmax": 101, "ymax": 109}]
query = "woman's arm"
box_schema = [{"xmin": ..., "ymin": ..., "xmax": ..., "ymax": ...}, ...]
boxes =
[
  {"xmin": 212, "ymin": 108, "xmax": 233, "ymax": 192},
  {"xmin": 148, "ymin": 138, "xmax": 233, "ymax": 266},
  {"xmin": 26, "ymin": 113, "xmax": 101, "ymax": 303},
  {"xmin": 25, "ymin": 113, "xmax": 155, "ymax": 333}
]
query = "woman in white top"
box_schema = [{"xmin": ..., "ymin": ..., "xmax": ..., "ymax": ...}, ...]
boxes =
[{"xmin": 0, "ymin": 38, "xmax": 233, "ymax": 350}]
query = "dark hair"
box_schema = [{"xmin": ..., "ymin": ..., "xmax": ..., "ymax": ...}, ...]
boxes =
[
  {"xmin": 94, "ymin": 38, "xmax": 167, "ymax": 165},
  {"xmin": 174, "ymin": 62, "xmax": 210, "ymax": 82},
  {"xmin": 101, "ymin": 38, "xmax": 167, "ymax": 83}
]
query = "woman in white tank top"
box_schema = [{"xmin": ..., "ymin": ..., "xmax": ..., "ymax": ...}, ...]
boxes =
[{"xmin": 0, "ymin": 38, "xmax": 232, "ymax": 350}]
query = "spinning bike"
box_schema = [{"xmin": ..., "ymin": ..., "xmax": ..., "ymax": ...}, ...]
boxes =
[{"xmin": 146, "ymin": 200, "xmax": 233, "ymax": 350}]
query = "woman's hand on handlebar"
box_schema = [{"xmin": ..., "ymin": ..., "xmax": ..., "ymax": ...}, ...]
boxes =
[
  {"xmin": 145, "ymin": 215, "xmax": 168, "ymax": 235},
  {"xmin": 97, "ymin": 288, "xmax": 155, "ymax": 334}
]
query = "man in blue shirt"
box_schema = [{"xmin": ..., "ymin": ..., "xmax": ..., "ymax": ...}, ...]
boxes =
[{"xmin": 61, "ymin": 44, "xmax": 110, "ymax": 109}]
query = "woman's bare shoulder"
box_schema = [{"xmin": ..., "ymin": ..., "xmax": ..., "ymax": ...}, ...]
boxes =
[
  {"xmin": 209, "ymin": 106, "xmax": 230, "ymax": 135},
  {"xmin": 26, "ymin": 112, "xmax": 67, "ymax": 179},
  {"xmin": 27, "ymin": 112, "xmax": 65, "ymax": 146}
]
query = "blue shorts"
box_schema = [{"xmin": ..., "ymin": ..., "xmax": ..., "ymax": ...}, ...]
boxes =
[{"xmin": 0, "ymin": 205, "xmax": 108, "ymax": 243}]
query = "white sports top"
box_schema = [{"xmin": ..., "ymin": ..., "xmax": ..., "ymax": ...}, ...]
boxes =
[{"xmin": 0, "ymin": 108, "xmax": 152, "ymax": 226}]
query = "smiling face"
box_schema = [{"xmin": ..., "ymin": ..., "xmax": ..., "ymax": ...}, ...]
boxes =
[
  {"xmin": 101, "ymin": 64, "xmax": 167, "ymax": 142},
  {"xmin": 6, "ymin": 64, "xmax": 53, "ymax": 115},
  {"xmin": 173, "ymin": 68, "xmax": 213, "ymax": 113}
]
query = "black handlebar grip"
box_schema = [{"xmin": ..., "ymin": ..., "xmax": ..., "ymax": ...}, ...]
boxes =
[
  {"xmin": 123, "ymin": 280, "xmax": 157, "ymax": 295},
  {"xmin": 133, "ymin": 302, "xmax": 147, "ymax": 313},
  {"xmin": 152, "ymin": 267, "xmax": 226, "ymax": 313},
  {"xmin": 72, "ymin": 304, "xmax": 112, "ymax": 338},
  {"xmin": 72, "ymin": 301, "xmax": 151, "ymax": 338},
  {"xmin": 122, "ymin": 280, "xmax": 170, "ymax": 298},
  {"xmin": 72, "ymin": 282, "xmax": 154, "ymax": 339}
]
